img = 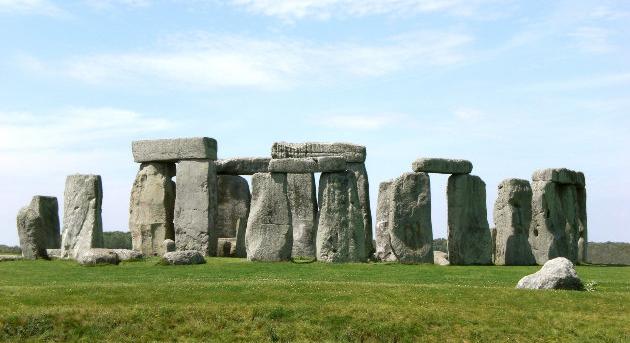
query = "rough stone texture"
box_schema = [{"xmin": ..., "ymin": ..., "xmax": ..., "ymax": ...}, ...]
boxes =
[
  {"xmin": 434, "ymin": 251, "xmax": 450, "ymax": 266},
  {"xmin": 347, "ymin": 163, "xmax": 374, "ymax": 259},
  {"xmin": 447, "ymin": 174, "xmax": 492, "ymax": 265},
  {"xmin": 216, "ymin": 157, "xmax": 270, "ymax": 175},
  {"xmin": 493, "ymin": 179, "xmax": 536, "ymax": 266},
  {"xmin": 287, "ymin": 173, "xmax": 318, "ymax": 258},
  {"xmin": 132, "ymin": 137, "xmax": 217, "ymax": 163},
  {"xmin": 516, "ymin": 257, "xmax": 584, "ymax": 290},
  {"xmin": 161, "ymin": 250, "xmax": 206, "ymax": 265},
  {"xmin": 0, "ymin": 255, "xmax": 23, "ymax": 262},
  {"xmin": 235, "ymin": 218, "xmax": 246, "ymax": 258},
  {"xmin": 174, "ymin": 161, "xmax": 218, "ymax": 256},
  {"xmin": 412, "ymin": 158, "xmax": 473, "ymax": 174},
  {"xmin": 129, "ymin": 162, "xmax": 176, "ymax": 256},
  {"xmin": 217, "ymin": 175, "xmax": 251, "ymax": 238},
  {"xmin": 61, "ymin": 175, "xmax": 104, "ymax": 259},
  {"xmin": 272, "ymin": 142, "xmax": 366, "ymax": 163},
  {"xmin": 586, "ymin": 242, "xmax": 630, "ymax": 265},
  {"xmin": 375, "ymin": 181, "xmax": 395, "ymax": 262},
  {"xmin": 46, "ymin": 249, "xmax": 62, "ymax": 258},
  {"xmin": 217, "ymin": 238, "xmax": 237, "ymax": 257},
  {"xmin": 17, "ymin": 196, "xmax": 60, "ymax": 259},
  {"xmin": 76, "ymin": 249, "xmax": 120, "ymax": 266},
  {"xmin": 532, "ymin": 168, "xmax": 584, "ymax": 186},
  {"xmin": 112, "ymin": 249, "xmax": 144, "ymax": 261},
  {"xmin": 387, "ymin": 172, "xmax": 433, "ymax": 263},
  {"xmin": 164, "ymin": 239, "xmax": 176, "ymax": 253},
  {"xmin": 245, "ymin": 173, "xmax": 293, "ymax": 261},
  {"xmin": 577, "ymin": 185, "xmax": 588, "ymax": 263},
  {"xmin": 316, "ymin": 171, "xmax": 366, "ymax": 263},
  {"xmin": 268, "ymin": 157, "xmax": 346, "ymax": 173}
]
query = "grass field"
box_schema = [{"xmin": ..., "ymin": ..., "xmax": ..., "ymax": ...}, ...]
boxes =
[{"xmin": 0, "ymin": 258, "xmax": 628, "ymax": 342}]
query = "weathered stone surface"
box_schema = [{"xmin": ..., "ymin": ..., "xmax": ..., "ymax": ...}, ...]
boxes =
[
  {"xmin": 577, "ymin": 186, "xmax": 588, "ymax": 263},
  {"xmin": 347, "ymin": 163, "xmax": 374, "ymax": 259},
  {"xmin": 316, "ymin": 171, "xmax": 366, "ymax": 263},
  {"xmin": 0, "ymin": 255, "xmax": 23, "ymax": 262},
  {"xmin": 287, "ymin": 173, "xmax": 318, "ymax": 258},
  {"xmin": 493, "ymin": 179, "xmax": 536, "ymax": 266},
  {"xmin": 76, "ymin": 249, "xmax": 119, "ymax": 266},
  {"xmin": 272, "ymin": 142, "xmax": 366, "ymax": 163},
  {"xmin": 217, "ymin": 238, "xmax": 237, "ymax": 257},
  {"xmin": 17, "ymin": 196, "xmax": 60, "ymax": 259},
  {"xmin": 235, "ymin": 218, "xmax": 246, "ymax": 258},
  {"xmin": 434, "ymin": 251, "xmax": 450, "ymax": 266},
  {"xmin": 245, "ymin": 173, "xmax": 293, "ymax": 261},
  {"xmin": 217, "ymin": 175, "xmax": 250, "ymax": 238},
  {"xmin": 112, "ymin": 249, "xmax": 144, "ymax": 261},
  {"xmin": 174, "ymin": 161, "xmax": 218, "ymax": 256},
  {"xmin": 163, "ymin": 239, "xmax": 176, "ymax": 253},
  {"xmin": 61, "ymin": 175, "xmax": 104, "ymax": 259},
  {"xmin": 447, "ymin": 174, "xmax": 492, "ymax": 265},
  {"xmin": 375, "ymin": 181, "xmax": 395, "ymax": 262},
  {"xmin": 587, "ymin": 242, "xmax": 630, "ymax": 265},
  {"xmin": 129, "ymin": 162, "xmax": 176, "ymax": 256},
  {"xmin": 46, "ymin": 249, "xmax": 62, "ymax": 258},
  {"xmin": 268, "ymin": 157, "xmax": 346, "ymax": 173},
  {"xmin": 216, "ymin": 157, "xmax": 270, "ymax": 175},
  {"xmin": 132, "ymin": 137, "xmax": 217, "ymax": 162},
  {"xmin": 161, "ymin": 250, "xmax": 206, "ymax": 265},
  {"xmin": 516, "ymin": 257, "xmax": 584, "ymax": 290},
  {"xmin": 412, "ymin": 158, "xmax": 472, "ymax": 174},
  {"xmin": 532, "ymin": 168, "xmax": 583, "ymax": 186},
  {"xmin": 387, "ymin": 172, "xmax": 434, "ymax": 263}
]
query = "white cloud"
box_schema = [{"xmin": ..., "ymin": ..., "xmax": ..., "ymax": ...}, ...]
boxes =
[
  {"xmin": 453, "ymin": 107, "xmax": 484, "ymax": 121},
  {"xmin": 569, "ymin": 26, "xmax": 615, "ymax": 54},
  {"xmin": 0, "ymin": 0, "xmax": 64, "ymax": 16},
  {"xmin": 83, "ymin": 0, "xmax": 152, "ymax": 10}
]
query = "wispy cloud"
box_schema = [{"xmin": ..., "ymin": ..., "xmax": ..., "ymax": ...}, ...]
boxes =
[
  {"xmin": 569, "ymin": 26, "xmax": 615, "ymax": 54},
  {"xmin": 0, "ymin": 0, "xmax": 65, "ymax": 16},
  {"xmin": 453, "ymin": 107, "xmax": 485, "ymax": 121},
  {"xmin": 517, "ymin": 72, "xmax": 630, "ymax": 93},
  {"xmin": 83, "ymin": 0, "xmax": 152, "ymax": 10}
]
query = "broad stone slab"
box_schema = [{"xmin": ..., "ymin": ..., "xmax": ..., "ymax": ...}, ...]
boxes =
[
  {"xmin": 245, "ymin": 173, "xmax": 293, "ymax": 261},
  {"xmin": 272, "ymin": 142, "xmax": 366, "ymax": 163},
  {"xmin": 217, "ymin": 175, "xmax": 251, "ymax": 238},
  {"xmin": 17, "ymin": 196, "xmax": 60, "ymax": 259},
  {"xmin": 268, "ymin": 157, "xmax": 346, "ymax": 173},
  {"xmin": 112, "ymin": 249, "xmax": 144, "ymax": 261},
  {"xmin": 61, "ymin": 175, "xmax": 104, "ymax": 259},
  {"xmin": 132, "ymin": 137, "xmax": 217, "ymax": 163},
  {"xmin": 516, "ymin": 257, "xmax": 584, "ymax": 290},
  {"xmin": 375, "ymin": 181, "xmax": 395, "ymax": 262},
  {"xmin": 162, "ymin": 250, "xmax": 206, "ymax": 265},
  {"xmin": 288, "ymin": 173, "xmax": 318, "ymax": 259},
  {"xmin": 447, "ymin": 174, "xmax": 492, "ymax": 265},
  {"xmin": 412, "ymin": 158, "xmax": 473, "ymax": 174},
  {"xmin": 174, "ymin": 161, "xmax": 218, "ymax": 256},
  {"xmin": 77, "ymin": 249, "xmax": 120, "ymax": 266},
  {"xmin": 493, "ymin": 179, "xmax": 536, "ymax": 266},
  {"xmin": 317, "ymin": 171, "xmax": 366, "ymax": 263},
  {"xmin": 532, "ymin": 168, "xmax": 584, "ymax": 187},
  {"xmin": 129, "ymin": 162, "xmax": 176, "ymax": 256},
  {"xmin": 347, "ymin": 163, "xmax": 374, "ymax": 259},
  {"xmin": 216, "ymin": 157, "xmax": 270, "ymax": 175}
]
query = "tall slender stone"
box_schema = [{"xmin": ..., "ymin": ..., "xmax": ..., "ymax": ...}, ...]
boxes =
[
  {"xmin": 217, "ymin": 175, "xmax": 251, "ymax": 238},
  {"xmin": 61, "ymin": 175, "xmax": 104, "ymax": 259},
  {"xmin": 447, "ymin": 174, "xmax": 492, "ymax": 265},
  {"xmin": 129, "ymin": 162, "xmax": 176, "ymax": 256},
  {"xmin": 287, "ymin": 173, "xmax": 318, "ymax": 259},
  {"xmin": 174, "ymin": 161, "xmax": 218, "ymax": 256},
  {"xmin": 493, "ymin": 179, "xmax": 535, "ymax": 265},
  {"xmin": 347, "ymin": 163, "xmax": 374, "ymax": 259},
  {"xmin": 17, "ymin": 196, "xmax": 60, "ymax": 259},
  {"xmin": 577, "ymin": 184, "xmax": 587, "ymax": 263},
  {"xmin": 375, "ymin": 181, "xmax": 395, "ymax": 262}
]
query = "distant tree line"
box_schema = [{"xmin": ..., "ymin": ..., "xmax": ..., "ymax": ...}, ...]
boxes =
[
  {"xmin": 103, "ymin": 231, "xmax": 132, "ymax": 249},
  {"xmin": 432, "ymin": 238, "xmax": 448, "ymax": 253}
]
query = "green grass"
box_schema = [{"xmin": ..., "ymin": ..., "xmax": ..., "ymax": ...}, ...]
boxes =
[{"xmin": 0, "ymin": 258, "xmax": 628, "ymax": 342}]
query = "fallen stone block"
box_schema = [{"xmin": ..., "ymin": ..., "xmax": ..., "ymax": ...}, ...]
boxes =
[
  {"xmin": 433, "ymin": 251, "xmax": 450, "ymax": 266},
  {"xmin": 112, "ymin": 249, "xmax": 144, "ymax": 261},
  {"xmin": 412, "ymin": 158, "xmax": 473, "ymax": 174},
  {"xmin": 77, "ymin": 249, "xmax": 120, "ymax": 266},
  {"xmin": 46, "ymin": 249, "xmax": 62, "ymax": 259},
  {"xmin": 161, "ymin": 250, "xmax": 206, "ymax": 265},
  {"xmin": 0, "ymin": 255, "xmax": 23, "ymax": 262},
  {"xmin": 61, "ymin": 174, "xmax": 104, "ymax": 259},
  {"xmin": 268, "ymin": 157, "xmax": 346, "ymax": 173},
  {"xmin": 132, "ymin": 137, "xmax": 217, "ymax": 163},
  {"xmin": 216, "ymin": 157, "xmax": 270, "ymax": 175},
  {"xmin": 272, "ymin": 142, "xmax": 366, "ymax": 163},
  {"xmin": 516, "ymin": 257, "xmax": 584, "ymax": 290}
]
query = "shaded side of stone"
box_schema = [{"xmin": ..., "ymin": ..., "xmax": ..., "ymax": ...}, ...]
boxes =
[
  {"xmin": 532, "ymin": 168, "xmax": 583, "ymax": 186},
  {"xmin": 271, "ymin": 142, "xmax": 366, "ymax": 163},
  {"xmin": 17, "ymin": 196, "xmax": 60, "ymax": 259},
  {"xmin": 577, "ymin": 185, "xmax": 587, "ymax": 264},
  {"xmin": 61, "ymin": 174, "xmax": 104, "ymax": 259},
  {"xmin": 347, "ymin": 163, "xmax": 374, "ymax": 259},
  {"xmin": 268, "ymin": 157, "xmax": 346, "ymax": 173},
  {"xmin": 287, "ymin": 173, "xmax": 318, "ymax": 259},
  {"xmin": 411, "ymin": 158, "xmax": 473, "ymax": 174},
  {"xmin": 216, "ymin": 157, "xmax": 270, "ymax": 175},
  {"xmin": 375, "ymin": 181, "xmax": 395, "ymax": 262},
  {"xmin": 217, "ymin": 175, "xmax": 251, "ymax": 238}
]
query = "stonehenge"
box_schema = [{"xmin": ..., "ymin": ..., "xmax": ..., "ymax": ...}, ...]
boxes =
[
  {"xmin": 412, "ymin": 158, "xmax": 473, "ymax": 174},
  {"xmin": 16, "ymin": 196, "xmax": 60, "ymax": 259},
  {"xmin": 217, "ymin": 175, "xmax": 250, "ymax": 257},
  {"xmin": 216, "ymin": 157, "xmax": 270, "ymax": 175},
  {"xmin": 61, "ymin": 174, "xmax": 104, "ymax": 259},
  {"xmin": 287, "ymin": 173, "xmax": 318, "ymax": 259},
  {"xmin": 272, "ymin": 142, "xmax": 366, "ymax": 163},
  {"xmin": 132, "ymin": 137, "xmax": 217, "ymax": 162}
]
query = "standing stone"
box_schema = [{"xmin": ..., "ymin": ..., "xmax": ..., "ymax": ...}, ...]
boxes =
[
  {"xmin": 287, "ymin": 173, "xmax": 318, "ymax": 259},
  {"xmin": 375, "ymin": 181, "xmax": 395, "ymax": 262},
  {"xmin": 174, "ymin": 161, "xmax": 218, "ymax": 256},
  {"xmin": 61, "ymin": 175, "xmax": 104, "ymax": 259},
  {"xmin": 387, "ymin": 172, "xmax": 433, "ymax": 263},
  {"xmin": 164, "ymin": 239, "xmax": 176, "ymax": 253},
  {"xmin": 17, "ymin": 196, "xmax": 59, "ymax": 259},
  {"xmin": 347, "ymin": 163, "xmax": 374, "ymax": 259},
  {"xmin": 493, "ymin": 179, "xmax": 536, "ymax": 265},
  {"xmin": 245, "ymin": 173, "xmax": 293, "ymax": 261},
  {"xmin": 217, "ymin": 175, "xmax": 251, "ymax": 239},
  {"xmin": 447, "ymin": 174, "xmax": 492, "ymax": 265},
  {"xmin": 577, "ymin": 178, "xmax": 587, "ymax": 263},
  {"xmin": 235, "ymin": 218, "xmax": 246, "ymax": 258},
  {"xmin": 129, "ymin": 162, "xmax": 176, "ymax": 256},
  {"xmin": 316, "ymin": 171, "xmax": 366, "ymax": 263}
]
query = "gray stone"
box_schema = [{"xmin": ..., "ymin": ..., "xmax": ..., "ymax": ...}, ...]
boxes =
[
  {"xmin": 516, "ymin": 257, "xmax": 584, "ymax": 290},
  {"xmin": 112, "ymin": 249, "xmax": 144, "ymax": 261},
  {"xmin": 129, "ymin": 162, "xmax": 176, "ymax": 256},
  {"xmin": 316, "ymin": 171, "xmax": 366, "ymax": 263},
  {"xmin": 17, "ymin": 196, "xmax": 60, "ymax": 259},
  {"xmin": 217, "ymin": 175, "xmax": 250, "ymax": 238},
  {"xmin": 161, "ymin": 250, "xmax": 206, "ymax": 265},
  {"xmin": 412, "ymin": 158, "xmax": 473, "ymax": 174},
  {"xmin": 268, "ymin": 157, "xmax": 346, "ymax": 173},
  {"xmin": 532, "ymin": 168, "xmax": 583, "ymax": 186},
  {"xmin": 287, "ymin": 173, "xmax": 318, "ymax": 258},
  {"xmin": 493, "ymin": 179, "xmax": 536, "ymax": 266},
  {"xmin": 272, "ymin": 142, "xmax": 366, "ymax": 163},
  {"xmin": 235, "ymin": 218, "xmax": 246, "ymax": 258},
  {"xmin": 46, "ymin": 249, "xmax": 62, "ymax": 258},
  {"xmin": 217, "ymin": 238, "xmax": 237, "ymax": 257},
  {"xmin": 174, "ymin": 161, "xmax": 218, "ymax": 256},
  {"xmin": 132, "ymin": 137, "xmax": 217, "ymax": 162},
  {"xmin": 387, "ymin": 172, "xmax": 433, "ymax": 263},
  {"xmin": 347, "ymin": 163, "xmax": 374, "ymax": 259},
  {"xmin": 61, "ymin": 175, "xmax": 104, "ymax": 259},
  {"xmin": 76, "ymin": 249, "xmax": 119, "ymax": 266},
  {"xmin": 375, "ymin": 181, "xmax": 395, "ymax": 262},
  {"xmin": 0, "ymin": 255, "xmax": 23, "ymax": 262},
  {"xmin": 163, "ymin": 239, "xmax": 176, "ymax": 253},
  {"xmin": 577, "ymin": 186, "xmax": 587, "ymax": 263},
  {"xmin": 433, "ymin": 251, "xmax": 450, "ymax": 266},
  {"xmin": 245, "ymin": 173, "xmax": 293, "ymax": 261},
  {"xmin": 216, "ymin": 157, "xmax": 270, "ymax": 175},
  {"xmin": 447, "ymin": 174, "xmax": 492, "ymax": 265}
]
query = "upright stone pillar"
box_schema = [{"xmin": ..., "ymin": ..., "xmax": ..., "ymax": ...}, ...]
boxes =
[
  {"xmin": 375, "ymin": 181, "xmax": 395, "ymax": 261},
  {"xmin": 17, "ymin": 196, "xmax": 60, "ymax": 259},
  {"xmin": 174, "ymin": 161, "xmax": 218, "ymax": 256},
  {"xmin": 287, "ymin": 173, "xmax": 317, "ymax": 259},
  {"xmin": 577, "ymin": 172, "xmax": 587, "ymax": 263},
  {"xmin": 447, "ymin": 174, "xmax": 492, "ymax": 265},
  {"xmin": 347, "ymin": 163, "xmax": 374, "ymax": 259},
  {"xmin": 61, "ymin": 174, "xmax": 104, "ymax": 259},
  {"xmin": 217, "ymin": 175, "xmax": 251, "ymax": 243},
  {"xmin": 245, "ymin": 173, "xmax": 293, "ymax": 261},
  {"xmin": 493, "ymin": 179, "xmax": 535, "ymax": 265},
  {"xmin": 129, "ymin": 162, "xmax": 176, "ymax": 256}
]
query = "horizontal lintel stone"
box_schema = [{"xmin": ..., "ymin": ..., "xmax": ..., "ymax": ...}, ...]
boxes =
[
  {"xmin": 411, "ymin": 158, "xmax": 473, "ymax": 174},
  {"xmin": 216, "ymin": 157, "xmax": 270, "ymax": 175},
  {"xmin": 271, "ymin": 142, "xmax": 366, "ymax": 163},
  {"xmin": 268, "ymin": 157, "xmax": 346, "ymax": 173},
  {"xmin": 132, "ymin": 137, "xmax": 217, "ymax": 163}
]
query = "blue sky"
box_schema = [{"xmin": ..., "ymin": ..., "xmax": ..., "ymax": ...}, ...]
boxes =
[{"xmin": 1, "ymin": 0, "xmax": 629, "ymax": 245}]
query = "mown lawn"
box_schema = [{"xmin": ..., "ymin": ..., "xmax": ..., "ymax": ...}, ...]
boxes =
[{"xmin": 0, "ymin": 258, "xmax": 628, "ymax": 342}]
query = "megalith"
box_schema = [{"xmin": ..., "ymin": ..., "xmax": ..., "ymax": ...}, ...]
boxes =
[
  {"xmin": 272, "ymin": 142, "xmax": 366, "ymax": 163},
  {"xmin": 245, "ymin": 173, "xmax": 293, "ymax": 261},
  {"xmin": 375, "ymin": 181, "xmax": 395, "ymax": 262},
  {"xmin": 17, "ymin": 196, "xmax": 60, "ymax": 259},
  {"xmin": 447, "ymin": 174, "xmax": 492, "ymax": 265},
  {"xmin": 347, "ymin": 162, "xmax": 374, "ymax": 259},
  {"xmin": 493, "ymin": 179, "xmax": 535, "ymax": 265},
  {"xmin": 129, "ymin": 162, "xmax": 176, "ymax": 256},
  {"xmin": 287, "ymin": 173, "xmax": 318, "ymax": 259},
  {"xmin": 217, "ymin": 175, "xmax": 251, "ymax": 239},
  {"xmin": 316, "ymin": 171, "xmax": 366, "ymax": 263},
  {"xmin": 61, "ymin": 174, "xmax": 104, "ymax": 259}
]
